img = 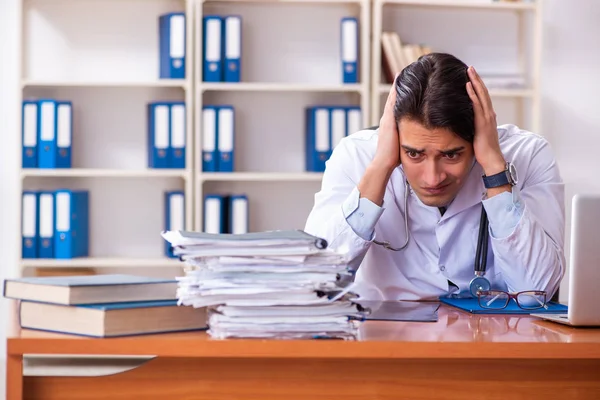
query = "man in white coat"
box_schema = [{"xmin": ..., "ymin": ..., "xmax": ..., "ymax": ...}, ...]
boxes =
[{"xmin": 304, "ymin": 53, "xmax": 565, "ymax": 302}]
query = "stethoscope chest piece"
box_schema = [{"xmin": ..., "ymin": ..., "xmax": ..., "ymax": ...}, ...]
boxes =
[{"xmin": 469, "ymin": 276, "xmax": 491, "ymax": 297}]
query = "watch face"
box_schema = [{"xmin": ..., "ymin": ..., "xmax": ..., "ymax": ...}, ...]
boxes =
[{"xmin": 509, "ymin": 163, "xmax": 518, "ymax": 184}]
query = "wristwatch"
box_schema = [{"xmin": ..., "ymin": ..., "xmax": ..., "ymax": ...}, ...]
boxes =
[{"xmin": 482, "ymin": 162, "xmax": 518, "ymax": 188}]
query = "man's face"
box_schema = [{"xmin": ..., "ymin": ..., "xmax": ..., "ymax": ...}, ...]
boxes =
[{"xmin": 398, "ymin": 118, "xmax": 474, "ymax": 208}]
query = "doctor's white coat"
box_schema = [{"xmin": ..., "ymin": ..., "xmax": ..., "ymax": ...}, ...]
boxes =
[{"xmin": 304, "ymin": 124, "xmax": 566, "ymax": 301}]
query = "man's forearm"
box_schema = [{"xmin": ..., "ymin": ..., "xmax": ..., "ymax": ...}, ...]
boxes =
[
  {"xmin": 484, "ymin": 190, "xmax": 565, "ymax": 296},
  {"xmin": 356, "ymin": 161, "xmax": 395, "ymax": 206}
]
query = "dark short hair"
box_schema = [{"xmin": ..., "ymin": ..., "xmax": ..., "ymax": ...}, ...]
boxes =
[{"xmin": 394, "ymin": 52, "xmax": 474, "ymax": 143}]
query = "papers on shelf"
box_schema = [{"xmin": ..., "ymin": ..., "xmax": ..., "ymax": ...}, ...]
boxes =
[
  {"xmin": 161, "ymin": 229, "xmax": 368, "ymax": 340},
  {"xmin": 480, "ymin": 73, "xmax": 527, "ymax": 89}
]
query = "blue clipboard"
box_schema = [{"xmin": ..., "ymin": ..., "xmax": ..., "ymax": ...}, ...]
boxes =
[{"xmin": 440, "ymin": 297, "xmax": 568, "ymax": 315}]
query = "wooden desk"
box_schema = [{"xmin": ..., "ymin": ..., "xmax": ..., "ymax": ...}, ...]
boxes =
[{"xmin": 7, "ymin": 303, "xmax": 600, "ymax": 400}]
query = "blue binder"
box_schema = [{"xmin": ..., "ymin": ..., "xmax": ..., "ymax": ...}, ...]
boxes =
[
  {"xmin": 223, "ymin": 15, "xmax": 242, "ymax": 82},
  {"xmin": 204, "ymin": 194, "xmax": 227, "ymax": 233},
  {"xmin": 148, "ymin": 102, "xmax": 170, "ymax": 168},
  {"xmin": 228, "ymin": 194, "xmax": 249, "ymax": 234},
  {"xmin": 37, "ymin": 99, "xmax": 57, "ymax": 169},
  {"xmin": 305, "ymin": 106, "xmax": 331, "ymax": 172},
  {"xmin": 22, "ymin": 101, "xmax": 38, "ymax": 168},
  {"xmin": 21, "ymin": 191, "xmax": 38, "ymax": 259},
  {"xmin": 340, "ymin": 17, "xmax": 358, "ymax": 84},
  {"xmin": 164, "ymin": 191, "xmax": 185, "ymax": 257},
  {"xmin": 203, "ymin": 15, "xmax": 223, "ymax": 82},
  {"xmin": 217, "ymin": 106, "xmax": 235, "ymax": 172},
  {"xmin": 159, "ymin": 12, "xmax": 186, "ymax": 79},
  {"xmin": 330, "ymin": 107, "xmax": 346, "ymax": 151},
  {"xmin": 169, "ymin": 102, "xmax": 186, "ymax": 169},
  {"xmin": 56, "ymin": 101, "xmax": 72, "ymax": 168},
  {"xmin": 345, "ymin": 106, "xmax": 362, "ymax": 137},
  {"xmin": 54, "ymin": 190, "xmax": 89, "ymax": 259},
  {"xmin": 201, "ymin": 106, "xmax": 218, "ymax": 172},
  {"xmin": 38, "ymin": 191, "xmax": 55, "ymax": 258}
]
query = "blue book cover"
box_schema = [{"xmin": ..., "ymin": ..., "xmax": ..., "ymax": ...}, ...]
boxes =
[{"xmin": 78, "ymin": 299, "xmax": 179, "ymax": 310}]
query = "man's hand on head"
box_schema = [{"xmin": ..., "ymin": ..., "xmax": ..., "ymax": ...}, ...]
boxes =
[
  {"xmin": 373, "ymin": 73, "xmax": 402, "ymax": 172},
  {"xmin": 466, "ymin": 66, "xmax": 510, "ymax": 197}
]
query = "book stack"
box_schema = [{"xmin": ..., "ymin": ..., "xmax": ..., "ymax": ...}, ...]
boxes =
[
  {"xmin": 4, "ymin": 274, "xmax": 207, "ymax": 337},
  {"xmin": 162, "ymin": 230, "xmax": 368, "ymax": 340},
  {"xmin": 381, "ymin": 31, "xmax": 433, "ymax": 82}
]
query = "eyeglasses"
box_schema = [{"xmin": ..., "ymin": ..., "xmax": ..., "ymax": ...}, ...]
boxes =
[{"xmin": 476, "ymin": 290, "xmax": 548, "ymax": 310}]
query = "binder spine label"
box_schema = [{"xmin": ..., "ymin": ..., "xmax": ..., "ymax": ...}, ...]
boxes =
[{"xmin": 22, "ymin": 102, "xmax": 38, "ymax": 168}]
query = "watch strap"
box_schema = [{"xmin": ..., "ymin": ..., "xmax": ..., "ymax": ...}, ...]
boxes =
[{"xmin": 483, "ymin": 171, "xmax": 510, "ymax": 188}]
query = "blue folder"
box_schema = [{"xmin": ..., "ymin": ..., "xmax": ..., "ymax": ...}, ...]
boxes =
[
  {"xmin": 159, "ymin": 12, "xmax": 186, "ymax": 79},
  {"xmin": 440, "ymin": 297, "xmax": 568, "ymax": 314}
]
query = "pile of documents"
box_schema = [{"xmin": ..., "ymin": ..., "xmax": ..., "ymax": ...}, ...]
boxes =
[{"xmin": 161, "ymin": 230, "xmax": 367, "ymax": 340}]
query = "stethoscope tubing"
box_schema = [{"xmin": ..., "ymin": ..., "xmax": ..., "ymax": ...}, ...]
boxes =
[{"xmin": 372, "ymin": 180, "xmax": 492, "ymax": 294}]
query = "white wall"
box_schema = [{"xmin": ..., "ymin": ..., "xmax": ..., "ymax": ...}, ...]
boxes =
[
  {"xmin": 0, "ymin": 0, "xmax": 599, "ymax": 397},
  {"xmin": 539, "ymin": 1, "xmax": 600, "ymax": 300}
]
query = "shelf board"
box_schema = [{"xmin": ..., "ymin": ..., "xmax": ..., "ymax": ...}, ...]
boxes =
[
  {"xmin": 21, "ymin": 257, "xmax": 183, "ymax": 269},
  {"xmin": 22, "ymin": 80, "xmax": 188, "ymax": 89},
  {"xmin": 378, "ymin": 84, "xmax": 534, "ymax": 98},
  {"xmin": 380, "ymin": 0, "xmax": 537, "ymax": 10},
  {"xmin": 21, "ymin": 169, "xmax": 189, "ymax": 178},
  {"xmin": 200, "ymin": 172, "xmax": 324, "ymax": 182},
  {"xmin": 202, "ymin": 0, "xmax": 364, "ymax": 4},
  {"xmin": 200, "ymin": 82, "xmax": 364, "ymax": 93}
]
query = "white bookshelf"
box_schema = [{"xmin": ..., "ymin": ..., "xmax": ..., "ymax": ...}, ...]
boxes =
[
  {"xmin": 381, "ymin": 0, "xmax": 537, "ymax": 10},
  {"xmin": 16, "ymin": 0, "xmax": 543, "ymax": 275},
  {"xmin": 200, "ymin": 172, "xmax": 324, "ymax": 182},
  {"xmin": 193, "ymin": 0, "xmax": 371, "ymax": 233},
  {"xmin": 370, "ymin": 0, "xmax": 542, "ymax": 133},
  {"xmin": 201, "ymin": 83, "xmax": 364, "ymax": 92},
  {"xmin": 21, "ymin": 80, "xmax": 188, "ymax": 89},
  {"xmin": 21, "ymin": 169, "xmax": 189, "ymax": 178},
  {"xmin": 18, "ymin": 0, "xmax": 195, "ymax": 272}
]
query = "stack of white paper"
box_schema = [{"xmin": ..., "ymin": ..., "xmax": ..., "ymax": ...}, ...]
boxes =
[{"xmin": 161, "ymin": 230, "xmax": 367, "ymax": 340}]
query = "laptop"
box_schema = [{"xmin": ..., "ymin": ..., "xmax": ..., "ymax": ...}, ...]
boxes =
[{"xmin": 531, "ymin": 194, "xmax": 600, "ymax": 326}]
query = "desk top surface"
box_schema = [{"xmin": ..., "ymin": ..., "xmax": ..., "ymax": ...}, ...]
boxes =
[{"xmin": 7, "ymin": 303, "xmax": 600, "ymax": 359}]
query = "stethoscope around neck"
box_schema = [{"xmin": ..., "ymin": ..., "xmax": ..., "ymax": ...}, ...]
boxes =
[{"xmin": 372, "ymin": 179, "xmax": 492, "ymax": 298}]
